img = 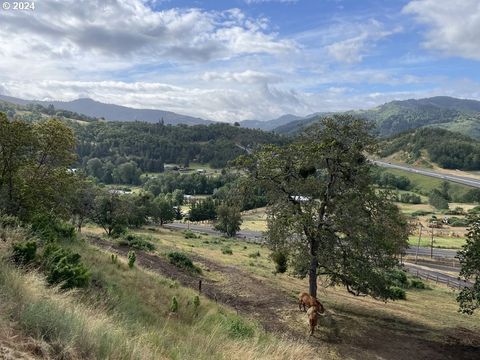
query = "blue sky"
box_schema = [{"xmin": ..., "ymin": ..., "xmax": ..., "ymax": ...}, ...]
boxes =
[{"xmin": 1, "ymin": 0, "xmax": 479, "ymax": 121}]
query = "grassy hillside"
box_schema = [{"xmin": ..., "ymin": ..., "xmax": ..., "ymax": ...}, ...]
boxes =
[
  {"xmin": 380, "ymin": 127, "xmax": 480, "ymax": 170},
  {"xmin": 275, "ymin": 96, "xmax": 480, "ymax": 139}
]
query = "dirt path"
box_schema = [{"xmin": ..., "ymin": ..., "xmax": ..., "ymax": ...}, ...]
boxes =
[{"xmin": 88, "ymin": 236, "xmax": 480, "ymax": 360}]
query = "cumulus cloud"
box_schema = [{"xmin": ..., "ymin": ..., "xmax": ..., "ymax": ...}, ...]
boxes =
[
  {"xmin": 0, "ymin": 0, "xmax": 295, "ymax": 79},
  {"xmin": 404, "ymin": 0, "xmax": 480, "ymax": 60}
]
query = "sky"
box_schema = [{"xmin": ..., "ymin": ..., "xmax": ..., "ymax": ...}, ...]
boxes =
[{"xmin": 1, "ymin": 0, "xmax": 480, "ymax": 122}]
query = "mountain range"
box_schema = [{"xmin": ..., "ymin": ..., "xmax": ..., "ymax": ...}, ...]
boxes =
[{"xmin": 2, "ymin": 94, "xmax": 480, "ymax": 140}]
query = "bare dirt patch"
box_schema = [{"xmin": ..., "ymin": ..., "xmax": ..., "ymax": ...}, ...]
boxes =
[{"xmin": 89, "ymin": 236, "xmax": 480, "ymax": 360}]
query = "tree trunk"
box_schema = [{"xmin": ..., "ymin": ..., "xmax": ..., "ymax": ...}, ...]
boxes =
[{"xmin": 309, "ymin": 255, "xmax": 318, "ymax": 298}]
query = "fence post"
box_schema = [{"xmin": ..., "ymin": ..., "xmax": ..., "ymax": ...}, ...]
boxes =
[{"xmin": 198, "ymin": 279, "xmax": 202, "ymax": 294}]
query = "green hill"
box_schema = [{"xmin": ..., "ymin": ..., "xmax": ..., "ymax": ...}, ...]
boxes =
[
  {"xmin": 275, "ymin": 96, "xmax": 480, "ymax": 139},
  {"xmin": 380, "ymin": 127, "xmax": 480, "ymax": 170}
]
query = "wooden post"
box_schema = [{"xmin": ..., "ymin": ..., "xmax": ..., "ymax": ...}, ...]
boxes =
[
  {"xmin": 415, "ymin": 223, "xmax": 423, "ymax": 264},
  {"xmin": 430, "ymin": 227, "xmax": 434, "ymax": 259},
  {"xmin": 198, "ymin": 279, "xmax": 202, "ymax": 294}
]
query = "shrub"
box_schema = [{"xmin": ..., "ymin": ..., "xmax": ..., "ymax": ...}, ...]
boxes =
[
  {"xmin": 388, "ymin": 269, "xmax": 409, "ymax": 288},
  {"xmin": 388, "ymin": 286, "xmax": 406, "ymax": 300},
  {"xmin": 409, "ymin": 278, "xmax": 426, "ymax": 289},
  {"xmin": 221, "ymin": 246, "xmax": 233, "ymax": 255},
  {"xmin": 170, "ymin": 296, "xmax": 178, "ymax": 313},
  {"xmin": 226, "ymin": 317, "xmax": 255, "ymax": 339},
  {"xmin": 271, "ymin": 250, "xmax": 288, "ymax": 274},
  {"xmin": 127, "ymin": 251, "xmax": 136, "ymax": 268},
  {"xmin": 193, "ymin": 295, "xmax": 200, "ymax": 309},
  {"xmin": 183, "ymin": 230, "xmax": 198, "ymax": 239},
  {"xmin": 42, "ymin": 244, "xmax": 90, "ymax": 289},
  {"xmin": 118, "ymin": 234, "xmax": 155, "ymax": 251},
  {"xmin": 167, "ymin": 252, "xmax": 201, "ymax": 273},
  {"xmin": 111, "ymin": 253, "xmax": 118, "ymax": 264},
  {"xmin": 248, "ymin": 251, "xmax": 260, "ymax": 258},
  {"xmin": 30, "ymin": 214, "xmax": 75, "ymax": 243},
  {"xmin": 11, "ymin": 240, "xmax": 37, "ymax": 265}
]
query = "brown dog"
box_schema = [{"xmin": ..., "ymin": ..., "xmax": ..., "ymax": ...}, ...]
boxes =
[{"xmin": 298, "ymin": 292, "xmax": 324, "ymax": 313}]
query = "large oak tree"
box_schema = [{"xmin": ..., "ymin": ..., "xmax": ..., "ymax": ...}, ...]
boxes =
[{"xmin": 240, "ymin": 115, "xmax": 409, "ymax": 299}]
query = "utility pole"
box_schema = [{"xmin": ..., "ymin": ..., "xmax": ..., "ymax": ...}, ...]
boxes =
[{"xmin": 415, "ymin": 223, "xmax": 423, "ymax": 264}]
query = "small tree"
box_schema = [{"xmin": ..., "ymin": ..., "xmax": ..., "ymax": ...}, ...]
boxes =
[
  {"xmin": 92, "ymin": 191, "xmax": 129, "ymax": 236},
  {"xmin": 128, "ymin": 250, "xmax": 136, "ymax": 268},
  {"xmin": 170, "ymin": 296, "xmax": 179, "ymax": 313},
  {"xmin": 429, "ymin": 189, "xmax": 449, "ymax": 210},
  {"xmin": 69, "ymin": 177, "xmax": 97, "ymax": 232},
  {"xmin": 457, "ymin": 218, "xmax": 480, "ymax": 314},
  {"xmin": 214, "ymin": 203, "xmax": 242, "ymax": 237},
  {"xmin": 153, "ymin": 197, "xmax": 175, "ymax": 226}
]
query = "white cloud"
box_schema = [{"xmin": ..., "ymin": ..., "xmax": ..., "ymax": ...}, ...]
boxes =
[
  {"xmin": 0, "ymin": 0, "xmax": 295, "ymax": 79},
  {"xmin": 325, "ymin": 20, "xmax": 402, "ymax": 64},
  {"xmin": 404, "ymin": 0, "xmax": 480, "ymax": 60}
]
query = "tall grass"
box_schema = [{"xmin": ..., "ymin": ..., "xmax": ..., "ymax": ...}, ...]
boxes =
[{"xmin": 0, "ymin": 240, "xmax": 319, "ymax": 359}]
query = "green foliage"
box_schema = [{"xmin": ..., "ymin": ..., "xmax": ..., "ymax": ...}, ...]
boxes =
[
  {"xmin": 0, "ymin": 115, "xmax": 77, "ymax": 220},
  {"xmin": 429, "ymin": 189, "xmax": 449, "ymax": 210},
  {"xmin": 372, "ymin": 169, "xmax": 411, "ymax": 190},
  {"xmin": 387, "ymin": 286, "xmax": 406, "ymax": 300},
  {"xmin": 0, "ymin": 213, "xmax": 21, "ymax": 228},
  {"xmin": 214, "ymin": 204, "xmax": 242, "ymax": 237},
  {"xmin": 248, "ymin": 251, "xmax": 261, "ymax": 258},
  {"xmin": 221, "ymin": 246, "xmax": 233, "ymax": 255},
  {"xmin": 225, "ymin": 317, "xmax": 255, "ymax": 339},
  {"xmin": 447, "ymin": 217, "xmax": 469, "ymax": 227},
  {"xmin": 409, "ymin": 278, "xmax": 426, "ymax": 289},
  {"xmin": 463, "ymin": 189, "xmax": 480, "ymax": 203},
  {"xmin": 92, "ymin": 192, "xmax": 130, "ymax": 236},
  {"xmin": 74, "ymin": 121, "xmax": 285, "ymax": 177},
  {"xmin": 271, "ymin": 250, "xmax": 288, "ymax": 274},
  {"xmin": 388, "ymin": 269, "xmax": 409, "ymax": 288},
  {"xmin": 110, "ymin": 253, "xmax": 118, "ymax": 264},
  {"xmin": 193, "ymin": 295, "xmax": 200, "ymax": 309},
  {"xmin": 42, "ymin": 244, "xmax": 90, "ymax": 289},
  {"xmin": 167, "ymin": 252, "xmax": 201, "ymax": 273},
  {"xmin": 119, "ymin": 234, "xmax": 155, "ymax": 251},
  {"xmin": 30, "ymin": 213, "xmax": 76, "ymax": 243},
  {"xmin": 183, "ymin": 230, "xmax": 198, "ymax": 239},
  {"xmin": 11, "ymin": 240, "xmax": 37, "ymax": 265},
  {"xmin": 411, "ymin": 210, "xmax": 433, "ymax": 217},
  {"xmin": 188, "ymin": 198, "xmax": 217, "ymax": 221},
  {"xmin": 456, "ymin": 218, "xmax": 480, "ymax": 314},
  {"xmin": 170, "ymin": 296, "xmax": 178, "ymax": 313},
  {"xmin": 127, "ymin": 251, "xmax": 136, "ymax": 269},
  {"xmin": 381, "ymin": 127, "xmax": 480, "ymax": 170},
  {"xmin": 398, "ymin": 193, "xmax": 422, "ymax": 204},
  {"xmin": 152, "ymin": 197, "xmax": 175, "ymax": 226},
  {"xmin": 240, "ymin": 114, "xmax": 409, "ymax": 299}
]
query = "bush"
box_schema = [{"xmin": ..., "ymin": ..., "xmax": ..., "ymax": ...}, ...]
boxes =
[
  {"xmin": 271, "ymin": 250, "xmax": 288, "ymax": 274},
  {"xmin": 127, "ymin": 251, "xmax": 136, "ymax": 268},
  {"xmin": 111, "ymin": 253, "xmax": 118, "ymax": 264},
  {"xmin": 388, "ymin": 269, "xmax": 409, "ymax": 288},
  {"xmin": 409, "ymin": 278, "xmax": 426, "ymax": 289},
  {"xmin": 170, "ymin": 296, "xmax": 178, "ymax": 313},
  {"xmin": 31, "ymin": 214, "xmax": 75, "ymax": 243},
  {"xmin": 193, "ymin": 295, "xmax": 200, "ymax": 309},
  {"xmin": 167, "ymin": 252, "xmax": 201, "ymax": 273},
  {"xmin": 11, "ymin": 240, "xmax": 37, "ymax": 265},
  {"xmin": 447, "ymin": 217, "xmax": 469, "ymax": 227},
  {"xmin": 42, "ymin": 244, "xmax": 90, "ymax": 289},
  {"xmin": 183, "ymin": 230, "xmax": 198, "ymax": 239},
  {"xmin": 118, "ymin": 234, "xmax": 155, "ymax": 251},
  {"xmin": 226, "ymin": 317, "xmax": 255, "ymax": 339},
  {"xmin": 388, "ymin": 286, "xmax": 406, "ymax": 300},
  {"xmin": 248, "ymin": 251, "xmax": 260, "ymax": 258},
  {"xmin": 221, "ymin": 246, "xmax": 233, "ymax": 255}
]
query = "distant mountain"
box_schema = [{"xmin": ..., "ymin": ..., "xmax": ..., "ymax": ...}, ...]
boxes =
[
  {"xmin": 0, "ymin": 95, "xmax": 213, "ymax": 126},
  {"xmin": 274, "ymin": 96, "xmax": 480, "ymax": 139},
  {"xmin": 239, "ymin": 114, "xmax": 303, "ymax": 131}
]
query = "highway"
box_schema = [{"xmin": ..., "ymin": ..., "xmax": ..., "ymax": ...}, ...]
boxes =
[{"xmin": 373, "ymin": 160, "xmax": 480, "ymax": 188}]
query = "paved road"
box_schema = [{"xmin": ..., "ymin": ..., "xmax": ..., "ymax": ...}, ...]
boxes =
[
  {"xmin": 403, "ymin": 262, "xmax": 470, "ymax": 288},
  {"xmin": 405, "ymin": 246, "xmax": 457, "ymax": 259},
  {"xmin": 373, "ymin": 160, "xmax": 480, "ymax": 188}
]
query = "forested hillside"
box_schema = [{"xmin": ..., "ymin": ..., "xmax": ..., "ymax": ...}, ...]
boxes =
[
  {"xmin": 380, "ymin": 127, "xmax": 480, "ymax": 170},
  {"xmin": 275, "ymin": 96, "xmax": 480, "ymax": 139},
  {"xmin": 73, "ymin": 121, "xmax": 286, "ymax": 177}
]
